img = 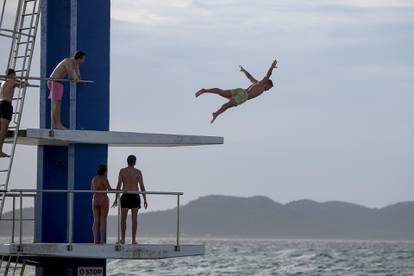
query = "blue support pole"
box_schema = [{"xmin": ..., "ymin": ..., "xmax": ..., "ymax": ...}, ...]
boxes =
[{"xmin": 36, "ymin": 0, "xmax": 110, "ymax": 275}]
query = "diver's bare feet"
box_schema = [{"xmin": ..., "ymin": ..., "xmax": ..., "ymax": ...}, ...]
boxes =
[
  {"xmin": 51, "ymin": 123, "xmax": 66, "ymax": 130},
  {"xmin": 55, "ymin": 125, "xmax": 67, "ymax": 130},
  {"xmin": 210, "ymin": 113, "xmax": 218, "ymax": 124},
  {"xmin": 195, "ymin": 88, "xmax": 206, "ymax": 97},
  {"xmin": 132, "ymin": 240, "xmax": 138, "ymax": 245},
  {"xmin": 119, "ymin": 239, "xmax": 125, "ymax": 244}
]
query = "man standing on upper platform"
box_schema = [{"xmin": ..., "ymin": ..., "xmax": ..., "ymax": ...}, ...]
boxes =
[{"xmin": 48, "ymin": 51, "xmax": 86, "ymax": 129}]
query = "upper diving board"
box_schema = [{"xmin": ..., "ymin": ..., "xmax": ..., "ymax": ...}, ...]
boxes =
[{"xmin": 5, "ymin": 128, "xmax": 223, "ymax": 147}]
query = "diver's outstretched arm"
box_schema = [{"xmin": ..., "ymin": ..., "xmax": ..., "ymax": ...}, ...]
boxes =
[
  {"xmin": 264, "ymin": 59, "xmax": 278, "ymax": 79},
  {"xmin": 239, "ymin": 65, "xmax": 258, "ymax": 84}
]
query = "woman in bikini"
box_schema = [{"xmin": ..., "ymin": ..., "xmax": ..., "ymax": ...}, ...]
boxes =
[{"xmin": 91, "ymin": 165, "xmax": 112, "ymax": 244}]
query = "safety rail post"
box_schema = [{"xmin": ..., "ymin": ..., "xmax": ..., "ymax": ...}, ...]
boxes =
[
  {"xmin": 175, "ymin": 194, "xmax": 181, "ymax": 251},
  {"xmin": 18, "ymin": 191, "xmax": 22, "ymax": 251},
  {"xmin": 115, "ymin": 193, "xmax": 121, "ymax": 251},
  {"xmin": 49, "ymin": 81, "xmax": 54, "ymax": 136},
  {"xmin": 67, "ymin": 190, "xmax": 73, "ymax": 251},
  {"xmin": 33, "ymin": 193, "xmax": 37, "ymax": 243},
  {"xmin": 11, "ymin": 195, "xmax": 15, "ymax": 243}
]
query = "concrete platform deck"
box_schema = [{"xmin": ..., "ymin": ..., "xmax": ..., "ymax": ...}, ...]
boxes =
[
  {"xmin": 5, "ymin": 128, "xmax": 223, "ymax": 147},
  {"xmin": 0, "ymin": 243, "xmax": 204, "ymax": 259}
]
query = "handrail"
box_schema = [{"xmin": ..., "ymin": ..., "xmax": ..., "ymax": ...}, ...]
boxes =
[
  {"xmin": 3, "ymin": 193, "xmax": 36, "ymax": 197},
  {"xmin": 2, "ymin": 189, "xmax": 182, "ymax": 252},
  {"xmin": 0, "ymin": 74, "xmax": 94, "ymax": 135},
  {"xmin": 10, "ymin": 189, "xmax": 183, "ymax": 195},
  {"xmin": 0, "ymin": 75, "xmax": 94, "ymax": 84}
]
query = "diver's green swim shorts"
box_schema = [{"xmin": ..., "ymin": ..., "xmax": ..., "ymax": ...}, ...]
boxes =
[{"xmin": 230, "ymin": 88, "xmax": 249, "ymax": 105}]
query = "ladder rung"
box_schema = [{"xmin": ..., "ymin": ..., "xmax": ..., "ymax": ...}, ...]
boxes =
[
  {"xmin": 16, "ymin": 32, "xmax": 35, "ymax": 38},
  {"xmin": 23, "ymin": 13, "xmax": 39, "ymax": 17},
  {"xmin": 0, "ymin": 170, "xmax": 8, "ymax": 173},
  {"xmin": 13, "ymin": 112, "xmax": 20, "ymax": 114},
  {"xmin": 12, "ymin": 97, "xmax": 23, "ymax": 101},
  {"xmin": 13, "ymin": 69, "xmax": 27, "ymax": 72},
  {"xmin": 2, "ymin": 30, "xmax": 35, "ymax": 38},
  {"xmin": 25, "ymin": 0, "xmax": 37, "ymax": 2},
  {"xmin": 17, "ymin": 41, "xmax": 33, "ymax": 45},
  {"xmin": 19, "ymin": 26, "xmax": 35, "ymax": 31},
  {"xmin": 14, "ymin": 55, "xmax": 31, "ymax": 59},
  {"xmin": 0, "ymin": 33, "xmax": 13, "ymax": 38}
]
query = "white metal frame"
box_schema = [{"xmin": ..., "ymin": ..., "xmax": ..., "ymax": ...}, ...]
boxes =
[
  {"xmin": 0, "ymin": 0, "xmax": 41, "ymax": 221},
  {"xmin": 5, "ymin": 189, "xmax": 183, "ymax": 252}
]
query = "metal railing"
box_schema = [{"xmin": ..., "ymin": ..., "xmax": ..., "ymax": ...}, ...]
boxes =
[
  {"xmin": 0, "ymin": 74, "xmax": 94, "ymax": 135},
  {"xmin": 0, "ymin": 75, "xmax": 94, "ymax": 84},
  {"xmin": 1, "ymin": 189, "xmax": 183, "ymax": 251},
  {"xmin": 1, "ymin": 193, "xmax": 35, "ymax": 245},
  {"xmin": 0, "ymin": 75, "xmax": 94, "ymax": 222}
]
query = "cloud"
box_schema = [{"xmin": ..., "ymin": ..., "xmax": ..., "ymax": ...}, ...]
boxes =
[{"xmin": 333, "ymin": 0, "xmax": 414, "ymax": 8}]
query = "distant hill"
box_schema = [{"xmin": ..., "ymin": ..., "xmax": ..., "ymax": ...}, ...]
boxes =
[{"xmin": 1, "ymin": 195, "xmax": 414, "ymax": 239}]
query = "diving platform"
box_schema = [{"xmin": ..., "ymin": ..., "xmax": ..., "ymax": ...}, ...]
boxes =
[
  {"xmin": 0, "ymin": 189, "xmax": 203, "ymax": 265},
  {"xmin": 0, "ymin": 243, "xmax": 204, "ymax": 260},
  {"xmin": 5, "ymin": 128, "xmax": 223, "ymax": 147}
]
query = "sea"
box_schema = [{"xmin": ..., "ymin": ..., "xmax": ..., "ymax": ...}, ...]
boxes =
[{"xmin": 12, "ymin": 238, "xmax": 414, "ymax": 275}]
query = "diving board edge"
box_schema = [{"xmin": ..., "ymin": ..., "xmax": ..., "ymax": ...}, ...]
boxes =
[{"xmin": 6, "ymin": 128, "xmax": 224, "ymax": 147}]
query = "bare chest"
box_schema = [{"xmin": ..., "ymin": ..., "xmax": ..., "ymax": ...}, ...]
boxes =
[{"xmin": 247, "ymin": 84, "xmax": 265, "ymax": 99}]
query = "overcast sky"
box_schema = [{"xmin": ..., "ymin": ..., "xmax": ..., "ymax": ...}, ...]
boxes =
[{"xmin": 1, "ymin": 0, "xmax": 414, "ymax": 212}]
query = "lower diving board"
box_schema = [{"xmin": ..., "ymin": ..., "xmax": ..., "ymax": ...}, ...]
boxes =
[{"xmin": 0, "ymin": 243, "xmax": 204, "ymax": 259}]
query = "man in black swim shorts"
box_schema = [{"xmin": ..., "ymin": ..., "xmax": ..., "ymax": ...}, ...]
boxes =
[
  {"xmin": 113, "ymin": 155, "xmax": 148, "ymax": 244},
  {"xmin": 0, "ymin": 69, "xmax": 27, "ymax": 157}
]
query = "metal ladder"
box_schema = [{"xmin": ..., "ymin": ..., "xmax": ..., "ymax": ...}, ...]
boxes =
[
  {"xmin": 0, "ymin": 255, "xmax": 27, "ymax": 276},
  {"xmin": 0, "ymin": 0, "xmax": 41, "ymax": 219}
]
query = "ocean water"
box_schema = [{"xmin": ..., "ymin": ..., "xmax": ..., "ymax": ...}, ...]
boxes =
[
  {"xmin": 106, "ymin": 239, "xmax": 414, "ymax": 276},
  {"xmin": 6, "ymin": 238, "xmax": 414, "ymax": 275}
]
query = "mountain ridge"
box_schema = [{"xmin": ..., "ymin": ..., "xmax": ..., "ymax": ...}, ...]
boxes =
[{"xmin": 1, "ymin": 195, "xmax": 414, "ymax": 239}]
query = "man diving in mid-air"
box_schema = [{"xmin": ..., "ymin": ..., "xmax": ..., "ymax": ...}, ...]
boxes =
[{"xmin": 195, "ymin": 59, "xmax": 278, "ymax": 123}]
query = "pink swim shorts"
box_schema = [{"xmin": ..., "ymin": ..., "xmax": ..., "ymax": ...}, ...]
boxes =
[{"xmin": 47, "ymin": 80, "xmax": 64, "ymax": 101}]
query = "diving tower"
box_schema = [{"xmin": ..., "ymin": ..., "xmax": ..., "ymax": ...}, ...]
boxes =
[{"xmin": 0, "ymin": 0, "xmax": 222, "ymax": 275}]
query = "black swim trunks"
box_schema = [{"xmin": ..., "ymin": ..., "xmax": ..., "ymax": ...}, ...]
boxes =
[
  {"xmin": 0, "ymin": 101, "xmax": 13, "ymax": 121},
  {"xmin": 120, "ymin": 193, "xmax": 141, "ymax": 209}
]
